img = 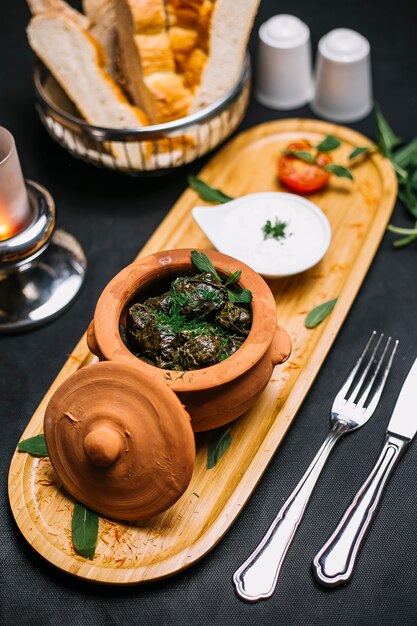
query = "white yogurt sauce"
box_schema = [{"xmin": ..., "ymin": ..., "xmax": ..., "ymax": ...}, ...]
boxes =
[{"xmin": 199, "ymin": 192, "xmax": 331, "ymax": 278}]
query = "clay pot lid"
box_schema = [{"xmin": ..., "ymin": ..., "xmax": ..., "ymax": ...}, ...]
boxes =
[{"xmin": 44, "ymin": 361, "xmax": 195, "ymax": 520}]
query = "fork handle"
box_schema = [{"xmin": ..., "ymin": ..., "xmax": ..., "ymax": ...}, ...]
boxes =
[
  {"xmin": 313, "ymin": 433, "xmax": 409, "ymax": 587},
  {"xmin": 233, "ymin": 421, "xmax": 349, "ymax": 602}
]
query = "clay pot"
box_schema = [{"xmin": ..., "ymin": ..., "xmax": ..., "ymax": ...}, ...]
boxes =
[
  {"xmin": 87, "ymin": 249, "xmax": 291, "ymax": 431},
  {"xmin": 44, "ymin": 249, "xmax": 291, "ymax": 520}
]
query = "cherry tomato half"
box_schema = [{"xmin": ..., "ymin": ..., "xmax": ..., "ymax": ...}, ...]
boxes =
[{"xmin": 278, "ymin": 141, "xmax": 332, "ymax": 194}]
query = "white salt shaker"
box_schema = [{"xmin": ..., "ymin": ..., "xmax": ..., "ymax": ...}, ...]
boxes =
[
  {"xmin": 311, "ymin": 28, "xmax": 373, "ymax": 122},
  {"xmin": 256, "ymin": 14, "xmax": 313, "ymax": 110}
]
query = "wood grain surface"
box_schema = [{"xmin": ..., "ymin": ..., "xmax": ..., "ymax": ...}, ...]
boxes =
[{"xmin": 8, "ymin": 119, "xmax": 397, "ymax": 584}]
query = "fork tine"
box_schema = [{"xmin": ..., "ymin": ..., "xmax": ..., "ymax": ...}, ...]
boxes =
[
  {"xmin": 346, "ymin": 332, "xmax": 384, "ymax": 405},
  {"xmin": 334, "ymin": 331, "xmax": 378, "ymax": 404},
  {"xmin": 355, "ymin": 336, "xmax": 392, "ymax": 410},
  {"xmin": 362, "ymin": 338, "xmax": 398, "ymax": 415}
]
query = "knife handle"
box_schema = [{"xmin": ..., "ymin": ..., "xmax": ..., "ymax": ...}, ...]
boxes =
[{"xmin": 313, "ymin": 433, "xmax": 409, "ymax": 587}]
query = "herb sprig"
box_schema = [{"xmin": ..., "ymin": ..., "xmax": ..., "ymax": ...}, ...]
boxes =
[
  {"xmin": 191, "ymin": 250, "xmax": 252, "ymax": 304},
  {"xmin": 283, "ymin": 135, "xmax": 353, "ymax": 180},
  {"xmin": 262, "ymin": 218, "xmax": 288, "ymax": 241},
  {"xmin": 348, "ymin": 106, "xmax": 407, "ymax": 180},
  {"xmin": 370, "ymin": 105, "xmax": 417, "ymax": 247}
]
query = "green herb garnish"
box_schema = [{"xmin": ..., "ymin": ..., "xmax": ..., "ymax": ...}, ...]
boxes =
[
  {"xmin": 191, "ymin": 250, "xmax": 252, "ymax": 304},
  {"xmin": 72, "ymin": 502, "xmax": 99, "ymax": 560},
  {"xmin": 349, "ymin": 146, "xmax": 375, "ymax": 160},
  {"xmin": 262, "ymin": 218, "xmax": 288, "ymax": 241},
  {"xmin": 191, "ymin": 249, "xmax": 222, "ymax": 283},
  {"xmin": 207, "ymin": 428, "xmax": 232, "ymax": 469},
  {"xmin": 374, "ymin": 104, "xmax": 407, "ymax": 180},
  {"xmin": 188, "ymin": 176, "xmax": 233, "ymax": 204},
  {"xmin": 393, "ymin": 137, "xmax": 417, "ymax": 169},
  {"xmin": 17, "ymin": 434, "xmax": 48, "ymax": 457},
  {"xmin": 323, "ymin": 164, "xmax": 353, "ymax": 180},
  {"xmin": 282, "ymin": 149, "xmax": 316, "ymax": 164},
  {"xmin": 227, "ymin": 288, "xmax": 252, "ymax": 304},
  {"xmin": 282, "ymin": 139, "xmax": 353, "ymax": 180},
  {"xmin": 316, "ymin": 135, "xmax": 341, "ymax": 152},
  {"xmin": 371, "ymin": 105, "xmax": 417, "ymax": 247},
  {"xmin": 305, "ymin": 298, "xmax": 338, "ymax": 329},
  {"xmin": 155, "ymin": 308, "xmax": 230, "ymax": 339},
  {"xmin": 224, "ymin": 269, "xmax": 242, "ymax": 287},
  {"xmin": 375, "ymin": 102, "xmax": 402, "ymax": 158}
]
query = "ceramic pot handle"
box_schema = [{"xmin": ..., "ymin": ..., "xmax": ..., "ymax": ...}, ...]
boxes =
[
  {"xmin": 270, "ymin": 326, "xmax": 291, "ymax": 366},
  {"xmin": 87, "ymin": 320, "xmax": 105, "ymax": 361}
]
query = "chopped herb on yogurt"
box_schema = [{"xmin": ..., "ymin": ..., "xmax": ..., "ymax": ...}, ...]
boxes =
[{"xmin": 262, "ymin": 218, "xmax": 289, "ymax": 242}]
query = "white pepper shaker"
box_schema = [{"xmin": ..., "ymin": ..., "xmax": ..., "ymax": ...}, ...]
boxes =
[
  {"xmin": 311, "ymin": 28, "xmax": 373, "ymax": 122},
  {"xmin": 256, "ymin": 14, "xmax": 313, "ymax": 110}
]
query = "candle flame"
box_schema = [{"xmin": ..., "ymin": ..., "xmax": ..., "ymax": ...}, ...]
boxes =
[{"xmin": 0, "ymin": 203, "xmax": 27, "ymax": 241}]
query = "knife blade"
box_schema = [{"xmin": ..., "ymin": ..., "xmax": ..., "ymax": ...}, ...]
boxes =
[
  {"xmin": 313, "ymin": 356, "xmax": 417, "ymax": 586},
  {"xmin": 386, "ymin": 357, "xmax": 417, "ymax": 440}
]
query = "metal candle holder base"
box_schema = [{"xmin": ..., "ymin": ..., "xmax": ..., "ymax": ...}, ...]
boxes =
[{"xmin": 0, "ymin": 180, "xmax": 86, "ymax": 332}]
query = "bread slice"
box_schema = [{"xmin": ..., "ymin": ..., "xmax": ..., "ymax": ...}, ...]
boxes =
[
  {"xmin": 27, "ymin": 12, "xmax": 150, "ymax": 166},
  {"xmin": 82, "ymin": 0, "xmax": 107, "ymax": 20},
  {"xmin": 191, "ymin": 0, "xmax": 260, "ymax": 109},
  {"xmin": 87, "ymin": 0, "xmax": 121, "ymax": 82},
  {"xmin": 29, "ymin": 0, "xmax": 120, "ymax": 81},
  {"xmin": 27, "ymin": 0, "xmax": 90, "ymax": 30},
  {"xmin": 114, "ymin": 0, "xmax": 192, "ymax": 123}
]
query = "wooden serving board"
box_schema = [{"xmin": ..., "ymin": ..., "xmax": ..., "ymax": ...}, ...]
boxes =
[{"xmin": 8, "ymin": 119, "xmax": 397, "ymax": 584}]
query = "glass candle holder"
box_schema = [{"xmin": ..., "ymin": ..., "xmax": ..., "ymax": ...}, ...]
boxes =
[
  {"xmin": 0, "ymin": 127, "xmax": 86, "ymax": 332},
  {"xmin": 0, "ymin": 127, "xmax": 33, "ymax": 241}
]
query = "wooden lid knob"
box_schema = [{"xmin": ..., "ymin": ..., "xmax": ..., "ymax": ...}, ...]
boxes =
[
  {"xmin": 83, "ymin": 425, "xmax": 122, "ymax": 467},
  {"xmin": 44, "ymin": 362, "xmax": 195, "ymax": 520}
]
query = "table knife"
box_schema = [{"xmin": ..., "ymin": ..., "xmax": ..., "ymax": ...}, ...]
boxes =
[{"xmin": 313, "ymin": 356, "xmax": 417, "ymax": 586}]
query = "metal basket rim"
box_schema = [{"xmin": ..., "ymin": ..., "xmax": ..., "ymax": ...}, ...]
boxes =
[{"xmin": 33, "ymin": 55, "xmax": 250, "ymax": 140}]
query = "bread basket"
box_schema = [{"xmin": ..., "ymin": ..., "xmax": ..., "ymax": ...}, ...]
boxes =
[{"xmin": 33, "ymin": 56, "xmax": 251, "ymax": 176}]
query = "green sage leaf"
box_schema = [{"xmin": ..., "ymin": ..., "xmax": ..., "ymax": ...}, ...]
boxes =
[
  {"xmin": 72, "ymin": 502, "xmax": 99, "ymax": 560},
  {"xmin": 188, "ymin": 176, "xmax": 233, "ymax": 204},
  {"xmin": 227, "ymin": 288, "xmax": 253, "ymax": 304},
  {"xmin": 207, "ymin": 428, "xmax": 232, "ymax": 469},
  {"xmin": 305, "ymin": 298, "xmax": 338, "ymax": 329},
  {"xmin": 316, "ymin": 135, "xmax": 341, "ymax": 152},
  {"xmin": 224, "ymin": 269, "xmax": 242, "ymax": 287},
  {"xmin": 349, "ymin": 146, "xmax": 373, "ymax": 159},
  {"xmin": 375, "ymin": 102, "xmax": 402, "ymax": 156},
  {"xmin": 191, "ymin": 249, "xmax": 222, "ymax": 283},
  {"xmin": 17, "ymin": 434, "xmax": 48, "ymax": 457},
  {"xmin": 282, "ymin": 150, "xmax": 316, "ymax": 164},
  {"xmin": 324, "ymin": 164, "xmax": 353, "ymax": 180}
]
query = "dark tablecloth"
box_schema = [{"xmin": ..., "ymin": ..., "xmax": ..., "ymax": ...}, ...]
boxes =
[{"xmin": 2, "ymin": 1, "xmax": 417, "ymax": 625}]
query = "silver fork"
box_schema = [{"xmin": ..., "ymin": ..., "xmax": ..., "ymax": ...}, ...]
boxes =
[{"xmin": 233, "ymin": 331, "xmax": 398, "ymax": 602}]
